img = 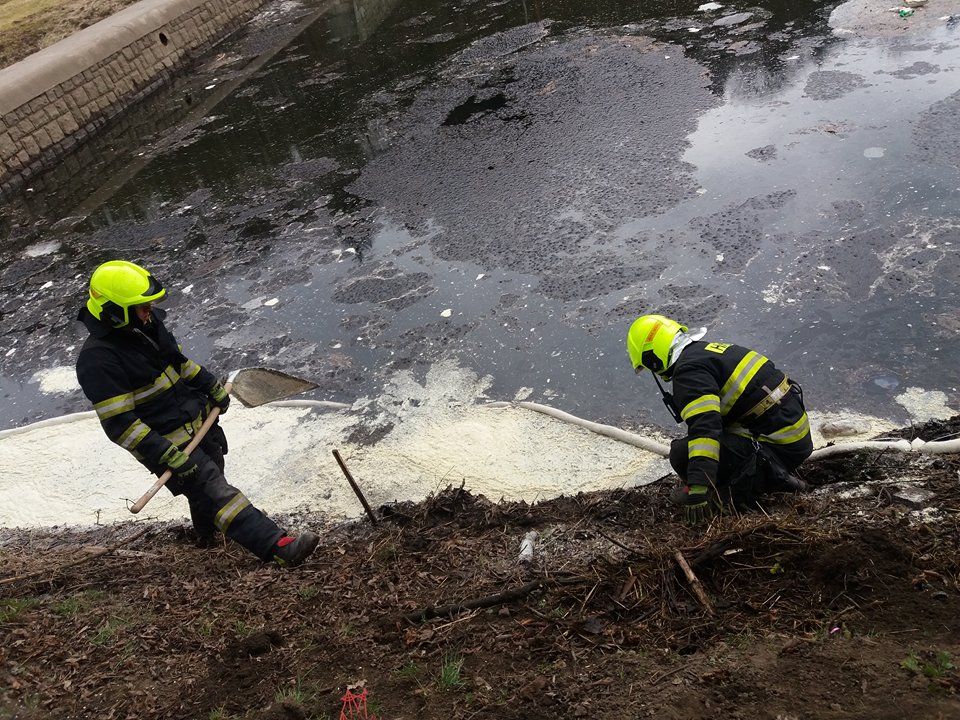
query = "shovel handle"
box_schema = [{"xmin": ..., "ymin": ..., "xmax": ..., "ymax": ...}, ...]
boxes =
[{"xmin": 129, "ymin": 382, "xmax": 232, "ymax": 514}]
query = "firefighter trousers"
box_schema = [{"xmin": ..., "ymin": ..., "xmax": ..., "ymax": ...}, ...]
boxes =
[{"xmin": 165, "ymin": 426, "xmax": 284, "ymax": 561}]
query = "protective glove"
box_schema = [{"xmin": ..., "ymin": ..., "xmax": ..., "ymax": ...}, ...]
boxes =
[
  {"xmin": 166, "ymin": 449, "xmax": 199, "ymax": 480},
  {"xmin": 682, "ymin": 484, "xmax": 717, "ymax": 526},
  {"xmin": 209, "ymin": 382, "xmax": 231, "ymax": 415}
]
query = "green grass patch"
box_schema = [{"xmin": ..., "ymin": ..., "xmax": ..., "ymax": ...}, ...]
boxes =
[
  {"xmin": 394, "ymin": 660, "xmax": 420, "ymax": 681},
  {"xmin": 274, "ymin": 675, "xmax": 321, "ymax": 706},
  {"xmin": 233, "ymin": 619, "xmax": 253, "ymax": 638},
  {"xmin": 0, "ymin": 597, "xmax": 38, "ymax": 624},
  {"xmin": 902, "ymin": 650, "xmax": 955, "ymax": 679},
  {"xmin": 297, "ymin": 585, "xmax": 320, "ymax": 601},
  {"xmin": 91, "ymin": 615, "xmax": 131, "ymax": 646},
  {"xmin": 53, "ymin": 589, "xmax": 107, "ymax": 618},
  {"xmin": 437, "ymin": 653, "xmax": 466, "ymax": 691}
]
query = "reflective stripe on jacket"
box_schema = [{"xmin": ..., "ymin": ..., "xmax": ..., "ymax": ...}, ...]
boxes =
[
  {"xmin": 671, "ymin": 341, "xmax": 810, "ymax": 487},
  {"xmin": 75, "ymin": 306, "xmax": 219, "ymax": 474}
]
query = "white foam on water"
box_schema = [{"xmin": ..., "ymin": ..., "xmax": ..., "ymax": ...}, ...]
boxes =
[
  {"xmin": 3, "ymin": 360, "xmax": 953, "ymax": 529},
  {"xmin": 807, "ymin": 410, "xmax": 899, "ymax": 444},
  {"xmin": 894, "ymin": 386, "xmax": 956, "ymax": 421},
  {"xmin": 0, "ymin": 361, "xmax": 671, "ymax": 529},
  {"xmin": 31, "ymin": 366, "xmax": 81, "ymax": 394},
  {"xmin": 23, "ymin": 240, "xmax": 61, "ymax": 257}
]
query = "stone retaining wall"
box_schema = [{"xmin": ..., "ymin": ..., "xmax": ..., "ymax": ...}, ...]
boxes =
[{"xmin": 0, "ymin": 0, "xmax": 269, "ymax": 204}]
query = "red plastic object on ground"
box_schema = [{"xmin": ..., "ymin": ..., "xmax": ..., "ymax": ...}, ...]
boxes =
[{"xmin": 340, "ymin": 686, "xmax": 376, "ymax": 720}]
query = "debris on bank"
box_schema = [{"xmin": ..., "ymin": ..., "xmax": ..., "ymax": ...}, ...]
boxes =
[{"xmin": 2, "ymin": 417, "xmax": 960, "ymax": 719}]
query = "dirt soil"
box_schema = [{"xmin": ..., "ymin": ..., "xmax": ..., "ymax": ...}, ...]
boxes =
[
  {"xmin": 0, "ymin": 0, "xmax": 141, "ymax": 68},
  {"xmin": 3, "ymin": 2, "xmax": 959, "ymax": 712},
  {"xmin": 2, "ymin": 418, "xmax": 960, "ymax": 719}
]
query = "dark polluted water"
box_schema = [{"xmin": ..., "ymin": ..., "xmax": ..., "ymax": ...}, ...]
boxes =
[{"xmin": 1, "ymin": 0, "xmax": 959, "ymax": 433}]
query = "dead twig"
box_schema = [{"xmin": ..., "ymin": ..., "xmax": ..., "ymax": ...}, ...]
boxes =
[
  {"xmin": 649, "ymin": 663, "xmax": 688, "ymax": 685},
  {"xmin": 598, "ymin": 530, "xmax": 645, "ymax": 556},
  {"xmin": 403, "ymin": 575, "xmax": 589, "ymax": 623},
  {"xmin": 616, "ymin": 568, "xmax": 637, "ymax": 603},
  {"xmin": 0, "ymin": 527, "xmax": 151, "ymax": 587},
  {"xmin": 674, "ymin": 550, "xmax": 715, "ymax": 616},
  {"xmin": 403, "ymin": 578, "xmax": 545, "ymax": 623},
  {"xmin": 78, "ymin": 546, "xmax": 157, "ymax": 558}
]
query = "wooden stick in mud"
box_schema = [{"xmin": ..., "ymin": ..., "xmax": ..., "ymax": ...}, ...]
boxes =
[
  {"xmin": 332, "ymin": 449, "xmax": 378, "ymax": 525},
  {"xmin": 404, "ymin": 579, "xmax": 545, "ymax": 623},
  {"xmin": 674, "ymin": 550, "xmax": 715, "ymax": 616},
  {"xmin": 405, "ymin": 575, "xmax": 593, "ymax": 622}
]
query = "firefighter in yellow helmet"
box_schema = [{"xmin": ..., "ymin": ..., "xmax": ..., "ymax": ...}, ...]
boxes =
[
  {"xmin": 75, "ymin": 260, "xmax": 319, "ymax": 566},
  {"xmin": 627, "ymin": 315, "xmax": 812, "ymax": 524}
]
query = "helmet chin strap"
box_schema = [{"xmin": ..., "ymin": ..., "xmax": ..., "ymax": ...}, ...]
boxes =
[
  {"xmin": 653, "ymin": 327, "xmax": 707, "ymax": 424},
  {"xmin": 651, "ymin": 372, "xmax": 682, "ymax": 423}
]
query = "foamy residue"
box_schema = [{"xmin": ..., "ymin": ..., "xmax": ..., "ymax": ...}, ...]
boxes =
[
  {"xmin": 2, "ymin": 362, "xmax": 954, "ymax": 529},
  {"xmin": 31, "ymin": 366, "xmax": 81, "ymax": 394},
  {"xmin": 0, "ymin": 361, "xmax": 670, "ymax": 529},
  {"xmin": 894, "ymin": 387, "xmax": 956, "ymax": 422}
]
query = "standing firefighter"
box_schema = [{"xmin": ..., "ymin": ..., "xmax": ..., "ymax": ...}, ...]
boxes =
[
  {"xmin": 75, "ymin": 260, "xmax": 319, "ymax": 566},
  {"xmin": 626, "ymin": 315, "xmax": 812, "ymax": 524}
]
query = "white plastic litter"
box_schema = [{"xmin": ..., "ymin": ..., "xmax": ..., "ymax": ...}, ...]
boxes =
[{"xmin": 518, "ymin": 531, "xmax": 538, "ymax": 564}]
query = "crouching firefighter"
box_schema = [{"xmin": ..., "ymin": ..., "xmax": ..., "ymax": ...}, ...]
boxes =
[
  {"xmin": 626, "ymin": 315, "xmax": 813, "ymax": 525},
  {"xmin": 75, "ymin": 260, "xmax": 319, "ymax": 566}
]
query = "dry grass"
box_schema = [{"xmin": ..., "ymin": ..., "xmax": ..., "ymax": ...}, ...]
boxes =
[
  {"xmin": 0, "ymin": 0, "xmax": 64, "ymax": 31},
  {"xmin": 0, "ymin": 0, "xmax": 139, "ymax": 68},
  {"xmin": 2, "ymin": 471, "xmax": 960, "ymax": 719}
]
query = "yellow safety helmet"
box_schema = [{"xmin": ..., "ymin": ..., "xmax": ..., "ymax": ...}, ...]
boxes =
[
  {"xmin": 626, "ymin": 314, "xmax": 688, "ymax": 376},
  {"xmin": 87, "ymin": 260, "xmax": 165, "ymax": 328}
]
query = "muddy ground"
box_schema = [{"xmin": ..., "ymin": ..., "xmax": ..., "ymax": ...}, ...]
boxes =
[{"xmin": 2, "ymin": 417, "xmax": 960, "ymax": 719}]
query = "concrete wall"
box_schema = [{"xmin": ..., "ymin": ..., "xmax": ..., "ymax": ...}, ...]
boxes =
[{"xmin": 0, "ymin": 0, "xmax": 269, "ymax": 204}]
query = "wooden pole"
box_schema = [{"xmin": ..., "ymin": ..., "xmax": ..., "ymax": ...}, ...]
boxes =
[
  {"xmin": 332, "ymin": 449, "xmax": 378, "ymax": 525},
  {"xmin": 130, "ymin": 381, "xmax": 233, "ymax": 514},
  {"xmin": 674, "ymin": 550, "xmax": 715, "ymax": 616}
]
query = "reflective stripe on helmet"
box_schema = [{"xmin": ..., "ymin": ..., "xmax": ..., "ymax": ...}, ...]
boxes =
[
  {"xmin": 680, "ymin": 394, "xmax": 721, "ymax": 421},
  {"xmin": 87, "ymin": 260, "xmax": 166, "ymax": 328},
  {"xmin": 627, "ymin": 315, "xmax": 688, "ymax": 374}
]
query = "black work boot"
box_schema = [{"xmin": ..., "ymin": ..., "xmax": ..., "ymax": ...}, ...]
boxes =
[
  {"xmin": 782, "ymin": 474, "xmax": 811, "ymax": 493},
  {"xmin": 272, "ymin": 532, "xmax": 320, "ymax": 567}
]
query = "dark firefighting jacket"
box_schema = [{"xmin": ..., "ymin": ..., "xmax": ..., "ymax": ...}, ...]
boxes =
[
  {"xmin": 669, "ymin": 340, "xmax": 810, "ymax": 488},
  {"xmin": 75, "ymin": 306, "xmax": 219, "ymax": 475}
]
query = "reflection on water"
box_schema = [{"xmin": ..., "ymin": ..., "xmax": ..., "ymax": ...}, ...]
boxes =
[{"xmin": 12, "ymin": 0, "xmax": 837, "ymax": 232}]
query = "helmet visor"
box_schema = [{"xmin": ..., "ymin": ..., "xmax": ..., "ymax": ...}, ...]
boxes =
[{"xmin": 141, "ymin": 275, "xmax": 164, "ymax": 303}]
